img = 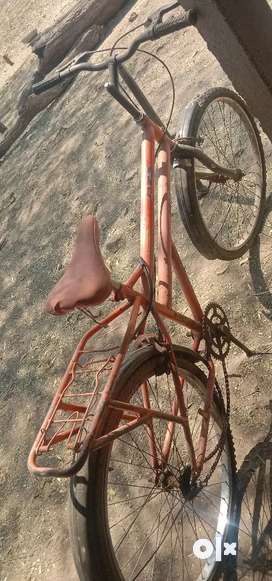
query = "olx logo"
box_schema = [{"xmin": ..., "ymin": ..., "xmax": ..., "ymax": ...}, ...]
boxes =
[{"xmin": 193, "ymin": 537, "xmax": 237, "ymax": 562}]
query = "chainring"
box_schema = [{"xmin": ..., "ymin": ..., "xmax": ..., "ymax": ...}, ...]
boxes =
[{"xmin": 203, "ymin": 302, "xmax": 231, "ymax": 361}]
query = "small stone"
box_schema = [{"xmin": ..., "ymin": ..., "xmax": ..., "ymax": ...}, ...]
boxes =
[
  {"xmin": 106, "ymin": 236, "xmax": 122, "ymax": 253},
  {"xmin": 93, "ymin": 201, "xmax": 99, "ymax": 214},
  {"xmin": 216, "ymin": 265, "xmax": 229, "ymax": 275},
  {"xmin": 3, "ymin": 53, "xmax": 14, "ymax": 66},
  {"xmin": 125, "ymin": 169, "xmax": 137, "ymax": 181},
  {"xmin": 0, "ymin": 121, "xmax": 7, "ymax": 133},
  {"xmin": 0, "ymin": 237, "xmax": 7, "ymax": 250},
  {"xmin": 7, "ymin": 192, "xmax": 16, "ymax": 207},
  {"xmin": 128, "ymin": 11, "xmax": 138, "ymax": 22}
]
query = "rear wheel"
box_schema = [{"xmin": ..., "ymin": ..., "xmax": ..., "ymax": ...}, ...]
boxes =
[
  {"xmin": 174, "ymin": 88, "xmax": 266, "ymax": 261},
  {"xmin": 70, "ymin": 346, "xmax": 236, "ymax": 581}
]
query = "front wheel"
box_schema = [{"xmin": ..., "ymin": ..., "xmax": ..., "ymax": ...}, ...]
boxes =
[
  {"xmin": 174, "ymin": 88, "xmax": 266, "ymax": 261},
  {"xmin": 70, "ymin": 346, "xmax": 236, "ymax": 581}
]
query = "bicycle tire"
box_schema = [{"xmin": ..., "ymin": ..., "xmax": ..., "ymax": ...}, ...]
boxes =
[
  {"xmin": 224, "ymin": 440, "xmax": 272, "ymax": 580},
  {"xmin": 174, "ymin": 87, "xmax": 266, "ymax": 261},
  {"xmin": 69, "ymin": 345, "xmax": 236, "ymax": 581}
]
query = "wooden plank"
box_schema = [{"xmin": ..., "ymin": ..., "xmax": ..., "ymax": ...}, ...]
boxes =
[
  {"xmin": 32, "ymin": 0, "xmax": 127, "ymax": 78},
  {"xmin": 0, "ymin": 0, "xmax": 129, "ymax": 159}
]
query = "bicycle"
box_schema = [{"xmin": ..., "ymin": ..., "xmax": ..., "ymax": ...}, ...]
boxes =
[{"xmin": 27, "ymin": 2, "xmax": 267, "ymax": 580}]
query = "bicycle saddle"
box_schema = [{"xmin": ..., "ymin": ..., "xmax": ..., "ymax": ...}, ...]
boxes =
[{"xmin": 46, "ymin": 215, "xmax": 113, "ymax": 314}]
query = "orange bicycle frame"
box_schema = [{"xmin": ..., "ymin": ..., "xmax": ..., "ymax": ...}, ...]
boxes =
[{"xmin": 28, "ymin": 115, "xmax": 216, "ymax": 479}]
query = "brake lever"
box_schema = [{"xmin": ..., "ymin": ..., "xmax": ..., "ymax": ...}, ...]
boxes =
[
  {"xmin": 144, "ymin": 0, "xmax": 181, "ymax": 27},
  {"xmin": 56, "ymin": 51, "xmax": 91, "ymax": 75}
]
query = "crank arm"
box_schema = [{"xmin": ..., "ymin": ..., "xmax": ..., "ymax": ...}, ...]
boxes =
[
  {"xmin": 221, "ymin": 326, "xmax": 255, "ymax": 358},
  {"xmin": 222, "ymin": 326, "xmax": 272, "ymax": 358}
]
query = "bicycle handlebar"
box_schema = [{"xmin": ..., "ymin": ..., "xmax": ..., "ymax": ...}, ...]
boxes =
[
  {"xmin": 151, "ymin": 9, "xmax": 197, "ymax": 38},
  {"xmin": 32, "ymin": 9, "xmax": 197, "ymax": 95}
]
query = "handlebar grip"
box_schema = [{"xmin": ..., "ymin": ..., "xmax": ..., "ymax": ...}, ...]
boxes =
[
  {"xmin": 152, "ymin": 9, "xmax": 197, "ymax": 39},
  {"xmin": 32, "ymin": 69, "xmax": 75, "ymax": 95},
  {"xmin": 32, "ymin": 74, "xmax": 62, "ymax": 95}
]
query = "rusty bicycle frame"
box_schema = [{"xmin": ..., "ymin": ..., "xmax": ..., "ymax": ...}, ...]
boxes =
[
  {"xmin": 27, "ymin": 113, "xmax": 220, "ymax": 480},
  {"xmin": 28, "ymin": 6, "xmax": 242, "ymax": 481}
]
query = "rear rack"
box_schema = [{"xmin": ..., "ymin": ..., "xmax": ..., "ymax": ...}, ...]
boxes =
[{"xmin": 28, "ymin": 301, "xmax": 131, "ymax": 477}]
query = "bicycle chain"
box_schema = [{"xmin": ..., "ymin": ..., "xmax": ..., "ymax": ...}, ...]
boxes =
[{"xmin": 200, "ymin": 302, "xmax": 232, "ymax": 487}]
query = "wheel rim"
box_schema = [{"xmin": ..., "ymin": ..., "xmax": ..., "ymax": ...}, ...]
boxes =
[
  {"xmin": 193, "ymin": 96, "xmax": 264, "ymax": 254},
  {"xmin": 102, "ymin": 364, "xmax": 233, "ymax": 580}
]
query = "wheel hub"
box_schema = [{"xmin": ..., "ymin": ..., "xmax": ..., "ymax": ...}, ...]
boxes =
[{"xmin": 156, "ymin": 465, "xmax": 202, "ymax": 500}]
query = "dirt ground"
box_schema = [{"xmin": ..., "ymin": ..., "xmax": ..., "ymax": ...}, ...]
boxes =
[{"xmin": 1, "ymin": 0, "xmax": 272, "ymax": 580}]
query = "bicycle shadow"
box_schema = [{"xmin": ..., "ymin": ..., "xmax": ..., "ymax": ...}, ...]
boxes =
[
  {"xmin": 223, "ymin": 402, "xmax": 272, "ymax": 580},
  {"xmin": 248, "ymin": 192, "xmax": 272, "ymax": 320}
]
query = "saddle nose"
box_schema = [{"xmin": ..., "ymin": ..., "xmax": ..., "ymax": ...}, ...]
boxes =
[{"xmin": 46, "ymin": 215, "xmax": 113, "ymax": 314}]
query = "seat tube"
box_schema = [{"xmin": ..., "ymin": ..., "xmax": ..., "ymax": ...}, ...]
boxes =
[{"xmin": 140, "ymin": 119, "xmax": 155, "ymax": 295}]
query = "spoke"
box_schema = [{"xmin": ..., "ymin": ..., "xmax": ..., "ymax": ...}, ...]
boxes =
[
  {"xmin": 125, "ymin": 431, "xmax": 155, "ymax": 471},
  {"xmin": 108, "ymin": 481, "xmax": 155, "ymax": 490},
  {"xmin": 204, "ymin": 478, "xmax": 230, "ymax": 489},
  {"xmin": 165, "ymin": 492, "xmax": 192, "ymax": 581},
  {"xmin": 200, "ymin": 487, "xmax": 228, "ymax": 514},
  {"xmin": 110, "ymin": 488, "xmax": 161, "ymax": 531},
  {"xmin": 114, "ymin": 484, "xmax": 159, "ymax": 552},
  {"xmin": 132, "ymin": 497, "xmax": 186, "ymax": 580},
  {"xmin": 123, "ymin": 494, "xmax": 166, "ymax": 575},
  {"xmin": 202, "ymin": 485, "xmax": 230, "ymax": 503},
  {"xmin": 185, "ymin": 496, "xmax": 223, "ymax": 537},
  {"xmin": 110, "ymin": 457, "xmax": 154, "ymax": 471},
  {"xmin": 129, "ymin": 494, "xmax": 182, "ymax": 580},
  {"xmin": 108, "ymin": 492, "xmax": 158, "ymax": 507}
]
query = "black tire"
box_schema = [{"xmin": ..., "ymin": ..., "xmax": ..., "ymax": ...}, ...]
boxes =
[
  {"xmin": 69, "ymin": 345, "xmax": 236, "ymax": 581},
  {"xmin": 224, "ymin": 440, "xmax": 272, "ymax": 580},
  {"xmin": 174, "ymin": 87, "xmax": 266, "ymax": 261}
]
